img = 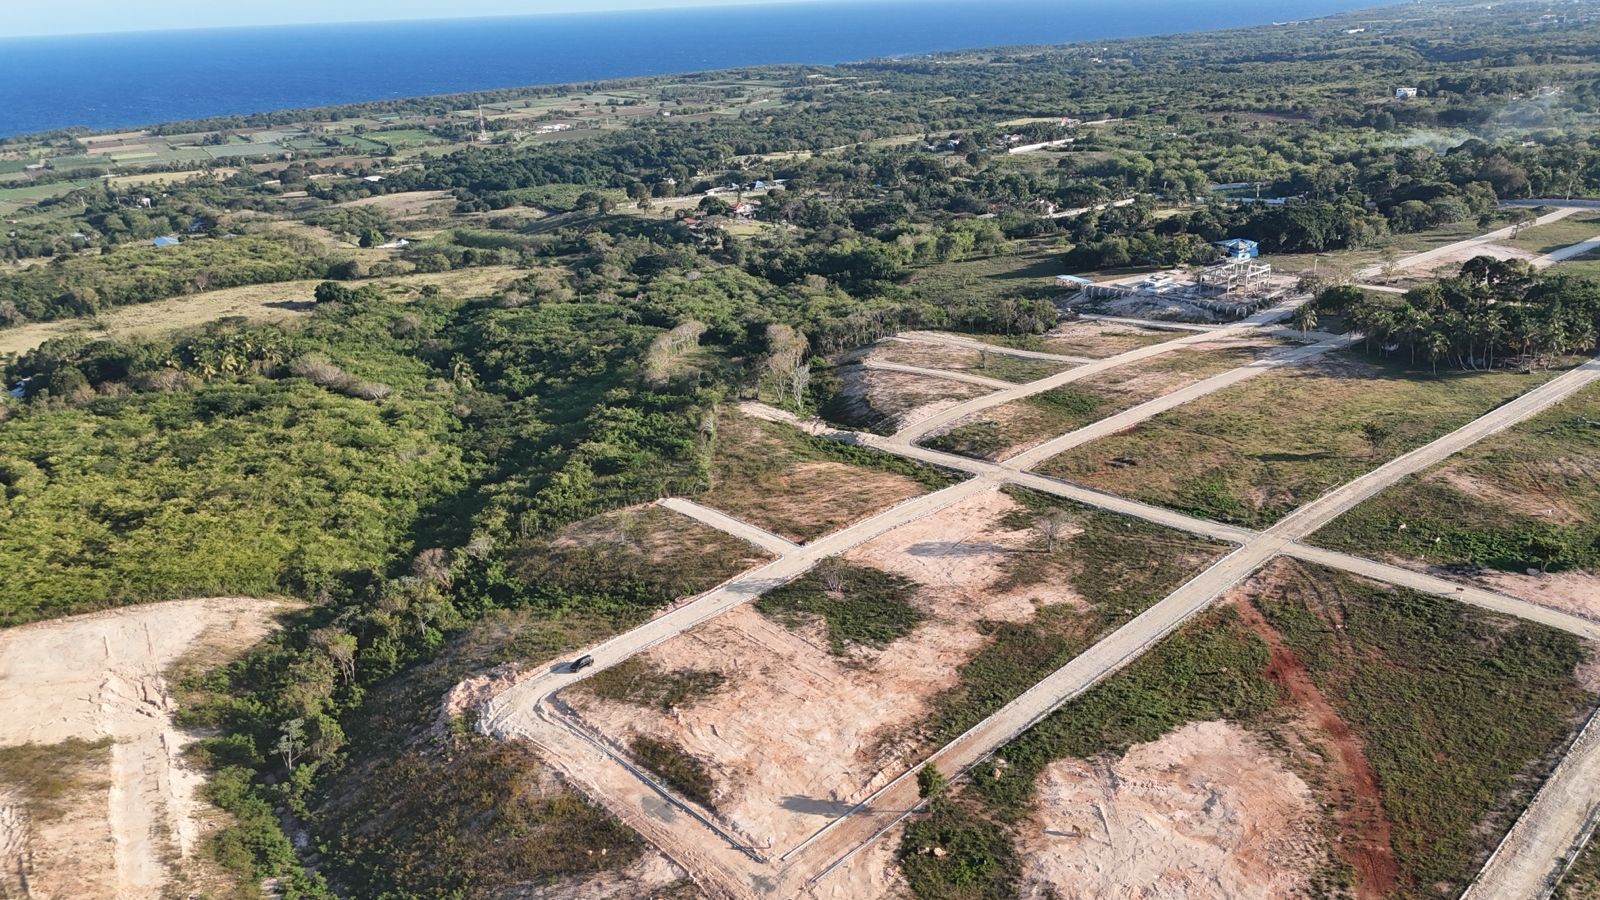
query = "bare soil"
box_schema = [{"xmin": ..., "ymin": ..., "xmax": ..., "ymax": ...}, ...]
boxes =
[
  {"xmin": 1017, "ymin": 720, "xmax": 1325, "ymax": 900},
  {"xmin": 1039, "ymin": 320, "xmax": 1182, "ymax": 358},
  {"xmin": 562, "ymin": 490, "xmax": 1076, "ymax": 852},
  {"xmin": 338, "ymin": 189, "xmax": 456, "ymax": 218},
  {"xmin": 0, "ymin": 598, "xmax": 289, "ymax": 899},
  {"xmin": 1233, "ymin": 585, "xmax": 1400, "ymax": 897},
  {"xmin": 702, "ymin": 411, "xmax": 930, "ymax": 542},
  {"xmin": 831, "ymin": 363, "xmax": 990, "ymax": 434}
]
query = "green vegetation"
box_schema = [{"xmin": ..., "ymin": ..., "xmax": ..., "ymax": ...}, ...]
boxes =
[
  {"xmin": 923, "ymin": 386, "xmax": 1111, "ymax": 459},
  {"xmin": 904, "ymin": 562, "xmax": 1593, "ymax": 900},
  {"xmin": 573, "ymin": 656, "xmax": 726, "ymax": 711},
  {"xmin": 901, "ymin": 796, "xmax": 1021, "ymax": 900},
  {"xmin": 4, "ymin": 1, "xmax": 1600, "ymax": 894},
  {"xmin": 920, "ymin": 487, "xmax": 1227, "ymax": 745},
  {"xmin": 1039, "ymin": 350, "xmax": 1567, "ymax": 527},
  {"xmin": 0, "ymin": 737, "xmax": 111, "ymax": 820},
  {"xmin": 1255, "ymin": 563, "xmax": 1591, "ymax": 895},
  {"xmin": 903, "ymin": 607, "xmax": 1276, "ymax": 899},
  {"xmin": 1314, "ymin": 383, "xmax": 1600, "ymax": 573},
  {"xmin": 1557, "ymin": 837, "xmax": 1600, "ymax": 900},
  {"xmin": 756, "ymin": 560, "xmax": 923, "ymax": 653},
  {"xmin": 507, "ymin": 504, "xmax": 769, "ymax": 613},
  {"xmin": 0, "ymin": 232, "xmax": 334, "ymax": 322},
  {"xmin": 630, "ymin": 736, "xmax": 717, "ymax": 809}
]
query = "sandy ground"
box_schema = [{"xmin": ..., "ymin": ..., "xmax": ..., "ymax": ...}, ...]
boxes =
[
  {"xmin": 832, "ymin": 364, "xmax": 990, "ymax": 433},
  {"xmin": 806, "ymin": 821, "xmax": 911, "ymax": 900},
  {"xmin": 1473, "ymin": 568, "xmax": 1600, "ymax": 621},
  {"xmin": 563, "ymin": 489, "xmax": 1075, "ymax": 853},
  {"xmin": 1040, "ymin": 320, "xmax": 1181, "ymax": 358},
  {"xmin": 0, "ymin": 598, "xmax": 289, "ymax": 899},
  {"xmin": 1017, "ymin": 720, "xmax": 1324, "ymax": 900}
]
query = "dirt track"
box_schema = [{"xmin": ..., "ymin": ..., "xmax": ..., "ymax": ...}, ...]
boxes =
[{"xmin": 0, "ymin": 598, "xmax": 287, "ymax": 899}]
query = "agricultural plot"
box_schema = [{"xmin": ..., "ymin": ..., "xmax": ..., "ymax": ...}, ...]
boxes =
[
  {"xmin": 923, "ymin": 334, "xmax": 1283, "ymax": 461},
  {"xmin": 696, "ymin": 409, "xmax": 958, "ymax": 542},
  {"xmin": 1312, "ymin": 382, "xmax": 1600, "ymax": 618},
  {"xmin": 1037, "ymin": 350, "xmax": 1575, "ymax": 527},
  {"xmin": 905, "ymin": 559, "xmax": 1596, "ymax": 900},
  {"xmin": 559, "ymin": 487, "xmax": 1224, "ymax": 853}
]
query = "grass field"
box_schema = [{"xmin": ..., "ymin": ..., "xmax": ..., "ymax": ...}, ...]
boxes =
[
  {"xmin": 903, "ymin": 560, "xmax": 1595, "ymax": 900},
  {"xmin": 1037, "ymin": 351, "xmax": 1571, "ymax": 527},
  {"xmin": 1504, "ymin": 213, "xmax": 1600, "ymax": 255},
  {"xmin": 1313, "ymin": 382, "xmax": 1600, "ymax": 574}
]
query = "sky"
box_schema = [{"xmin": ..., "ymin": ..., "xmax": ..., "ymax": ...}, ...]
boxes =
[{"xmin": 1, "ymin": 0, "xmax": 840, "ymax": 38}]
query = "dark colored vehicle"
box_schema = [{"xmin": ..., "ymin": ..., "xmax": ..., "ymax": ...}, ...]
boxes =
[{"xmin": 571, "ymin": 654, "xmax": 595, "ymax": 672}]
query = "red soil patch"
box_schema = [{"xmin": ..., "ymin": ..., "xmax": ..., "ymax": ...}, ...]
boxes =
[{"xmin": 1234, "ymin": 596, "xmax": 1401, "ymax": 898}]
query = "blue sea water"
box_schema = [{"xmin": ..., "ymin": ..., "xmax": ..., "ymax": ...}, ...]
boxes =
[{"xmin": 0, "ymin": 0, "xmax": 1383, "ymax": 138}]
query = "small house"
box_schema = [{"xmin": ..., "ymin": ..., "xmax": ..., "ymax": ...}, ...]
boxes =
[
  {"xmin": 1395, "ymin": 87, "xmax": 1419, "ymax": 99},
  {"xmin": 151, "ymin": 235, "xmax": 180, "ymax": 248}
]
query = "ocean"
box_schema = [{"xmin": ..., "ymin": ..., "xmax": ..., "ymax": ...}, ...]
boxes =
[{"xmin": 0, "ymin": 0, "xmax": 1384, "ymax": 138}]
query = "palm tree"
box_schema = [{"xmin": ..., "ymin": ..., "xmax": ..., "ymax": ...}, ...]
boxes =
[{"xmin": 1293, "ymin": 302, "xmax": 1320, "ymax": 335}]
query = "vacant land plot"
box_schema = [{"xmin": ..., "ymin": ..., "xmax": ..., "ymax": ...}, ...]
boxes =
[
  {"xmin": 1313, "ymin": 382, "xmax": 1600, "ymax": 617},
  {"xmin": 999, "ymin": 319, "xmax": 1183, "ymax": 358},
  {"xmin": 1504, "ymin": 213, "xmax": 1600, "ymax": 256},
  {"xmin": 823, "ymin": 363, "xmax": 993, "ymax": 435},
  {"xmin": 866, "ymin": 337, "xmax": 1072, "ymax": 383},
  {"xmin": 0, "ymin": 598, "xmax": 288, "ymax": 900},
  {"xmin": 339, "ymin": 190, "xmax": 456, "ymax": 218},
  {"xmin": 1037, "ymin": 351, "xmax": 1570, "ymax": 527},
  {"xmin": 923, "ymin": 335, "xmax": 1281, "ymax": 461},
  {"xmin": 902, "ymin": 560, "xmax": 1595, "ymax": 900},
  {"xmin": 507, "ymin": 503, "xmax": 773, "ymax": 612},
  {"xmin": 562, "ymin": 488, "xmax": 1219, "ymax": 854},
  {"xmin": 698, "ymin": 409, "xmax": 957, "ymax": 542}
]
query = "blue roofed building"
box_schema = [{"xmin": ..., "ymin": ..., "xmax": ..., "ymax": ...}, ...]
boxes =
[{"xmin": 1216, "ymin": 238, "xmax": 1259, "ymax": 260}]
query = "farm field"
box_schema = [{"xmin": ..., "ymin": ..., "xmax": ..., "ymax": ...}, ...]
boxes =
[
  {"xmin": 904, "ymin": 559, "xmax": 1597, "ymax": 900},
  {"xmin": 1312, "ymin": 382, "xmax": 1600, "ymax": 618},
  {"xmin": 1035, "ymin": 351, "xmax": 1576, "ymax": 527},
  {"xmin": 923, "ymin": 333, "xmax": 1283, "ymax": 461}
]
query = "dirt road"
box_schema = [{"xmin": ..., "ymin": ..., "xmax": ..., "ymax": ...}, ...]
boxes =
[
  {"xmin": 1004, "ymin": 332, "xmax": 1357, "ymax": 469},
  {"xmin": 891, "ymin": 331, "xmax": 1094, "ymax": 364},
  {"xmin": 0, "ymin": 598, "xmax": 287, "ymax": 899},
  {"xmin": 657, "ymin": 498, "xmax": 801, "ymax": 556},
  {"xmin": 889, "ymin": 299, "xmax": 1302, "ymax": 446},
  {"xmin": 1356, "ymin": 208, "xmax": 1579, "ymax": 280},
  {"xmin": 1463, "ymin": 708, "xmax": 1600, "ymax": 900}
]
